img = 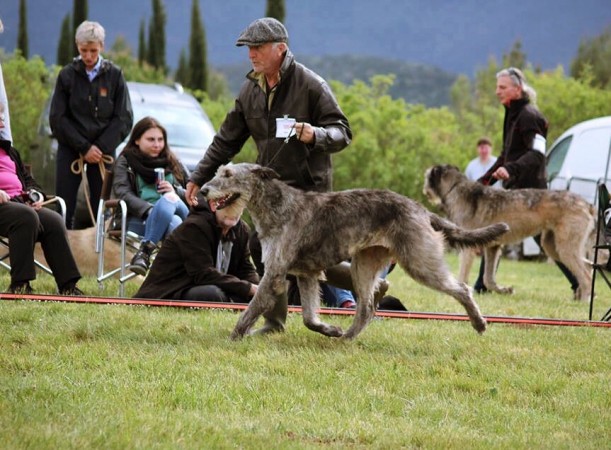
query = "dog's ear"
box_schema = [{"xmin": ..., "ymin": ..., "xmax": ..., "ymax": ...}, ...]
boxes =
[{"xmin": 254, "ymin": 166, "xmax": 280, "ymax": 180}]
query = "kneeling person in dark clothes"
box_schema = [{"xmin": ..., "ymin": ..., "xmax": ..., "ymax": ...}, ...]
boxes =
[{"xmin": 134, "ymin": 195, "xmax": 258, "ymax": 302}]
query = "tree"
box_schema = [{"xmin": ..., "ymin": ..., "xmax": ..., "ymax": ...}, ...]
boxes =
[
  {"xmin": 570, "ymin": 25, "xmax": 611, "ymax": 89},
  {"xmin": 56, "ymin": 14, "xmax": 73, "ymax": 66},
  {"xmin": 265, "ymin": 0, "xmax": 285, "ymax": 22},
  {"xmin": 147, "ymin": 0, "xmax": 167, "ymax": 73},
  {"xmin": 17, "ymin": 0, "xmax": 29, "ymax": 59},
  {"xmin": 72, "ymin": 0, "xmax": 88, "ymax": 55},
  {"xmin": 105, "ymin": 36, "xmax": 166, "ymax": 84},
  {"xmin": 174, "ymin": 48, "xmax": 189, "ymax": 87},
  {"xmin": 188, "ymin": 0, "xmax": 207, "ymax": 91},
  {"xmin": 502, "ymin": 39, "xmax": 527, "ymax": 69},
  {"xmin": 138, "ymin": 19, "xmax": 147, "ymax": 66},
  {"xmin": 1, "ymin": 53, "xmax": 53, "ymax": 160}
]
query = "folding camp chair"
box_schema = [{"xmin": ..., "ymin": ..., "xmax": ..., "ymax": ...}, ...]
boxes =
[
  {"xmin": 589, "ymin": 183, "xmax": 611, "ymax": 321},
  {"xmin": 0, "ymin": 196, "xmax": 67, "ymax": 275},
  {"xmin": 95, "ymin": 169, "xmax": 142, "ymax": 297}
]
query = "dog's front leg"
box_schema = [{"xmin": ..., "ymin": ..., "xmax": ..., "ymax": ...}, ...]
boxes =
[
  {"xmin": 230, "ymin": 273, "xmax": 287, "ymax": 340},
  {"xmin": 458, "ymin": 248, "xmax": 476, "ymax": 284}
]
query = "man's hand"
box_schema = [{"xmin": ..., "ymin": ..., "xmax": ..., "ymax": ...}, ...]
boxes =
[
  {"xmin": 249, "ymin": 283, "xmax": 258, "ymax": 297},
  {"xmin": 492, "ymin": 166, "xmax": 510, "ymax": 180},
  {"xmin": 84, "ymin": 145, "xmax": 103, "ymax": 164},
  {"xmin": 295, "ymin": 122, "xmax": 315, "ymax": 144},
  {"xmin": 185, "ymin": 181, "xmax": 200, "ymax": 206},
  {"xmin": 0, "ymin": 189, "xmax": 10, "ymax": 204}
]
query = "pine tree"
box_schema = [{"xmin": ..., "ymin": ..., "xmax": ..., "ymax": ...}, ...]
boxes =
[
  {"xmin": 266, "ymin": 0, "xmax": 286, "ymax": 22},
  {"xmin": 188, "ymin": 0, "xmax": 207, "ymax": 91},
  {"xmin": 147, "ymin": 0, "xmax": 167, "ymax": 73},
  {"xmin": 502, "ymin": 39, "xmax": 527, "ymax": 69},
  {"xmin": 175, "ymin": 48, "xmax": 190, "ymax": 87},
  {"xmin": 57, "ymin": 14, "xmax": 73, "ymax": 65},
  {"xmin": 17, "ymin": 0, "xmax": 29, "ymax": 58},
  {"xmin": 570, "ymin": 25, "xmax": 611, "ymax": 89},
  {"xmin": 72, "ymin": 0, "xmax": 88, "ymax": 54},
  {"xmin": 138, "ymin": 19, "xmax": 147, "ymax": 65}
]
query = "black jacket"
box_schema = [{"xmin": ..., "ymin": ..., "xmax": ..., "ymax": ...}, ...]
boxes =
[
  {"xmin": 190, "ymin": 49, "xmax": 351, "ymax": 192},
  {"xmin": 480, "ymin": 98, "xmax": 548, "ymax": 189},
  {"xmin": 134, "ymin": 203, "xmax": 259, "ymax": 300},
  {"xmin": 50, "ymin": 58, "xmax": 133, "ymax": 157}
]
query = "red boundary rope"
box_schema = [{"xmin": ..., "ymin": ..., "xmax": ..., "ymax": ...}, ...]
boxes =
[{"xmin": 1, "ymin": 292, "xmax": 610, "ymax": 328}]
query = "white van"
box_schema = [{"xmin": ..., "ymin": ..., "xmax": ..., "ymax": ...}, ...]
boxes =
[
  {"xmin": 547, "ymin": 116, "xmax": 611, "ymax": 204},
  {"xmin": 520, "ymin": 116, "xmax": 611, "ymax": 257}
]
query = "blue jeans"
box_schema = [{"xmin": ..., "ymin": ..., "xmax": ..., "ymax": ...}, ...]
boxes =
[
  {"xmin": 321, "ymin": 284, "xmax": 355, "ymax": 307},
  {"xmin": 321, "ymin": 264, "xmax": 392, "ymax": 307},
  {"xmin": 128, "ymin": 195, "xmax": 189, "ymax": 244}
]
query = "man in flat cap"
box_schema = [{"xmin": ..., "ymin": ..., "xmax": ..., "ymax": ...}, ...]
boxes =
[{"xmin": 186, "ymin": 17, "xmax": 352, "ymax": 335}]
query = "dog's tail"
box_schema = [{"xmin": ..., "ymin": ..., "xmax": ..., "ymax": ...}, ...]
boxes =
[{"xmin": 430, "ymin": 214, "xmax": 509, "ymax": 249}]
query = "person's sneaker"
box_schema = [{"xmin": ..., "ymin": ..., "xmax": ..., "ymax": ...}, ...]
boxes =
[{"xmin": 7, "ymin": 281, "xmax": 34, "ymax": 294}]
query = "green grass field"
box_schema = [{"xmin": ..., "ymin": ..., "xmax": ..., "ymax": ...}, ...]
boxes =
[{"xmin": 1, "ymin": 254, "xmax": 610, "ymax": 449}]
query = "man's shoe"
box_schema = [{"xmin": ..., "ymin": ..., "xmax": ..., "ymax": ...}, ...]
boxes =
[
  {"xmin": 128, "ymin": 241, "xmax": 157, "ymax": 275},
  {"xmin": 378, "ymin": 295, "xmax": 408, "ymax": 311},
  {"xmin": 59, "ymin": 286, "xmax": 85, "ymax": 296},
  {"xmin": 7, "ymin": 281, "xmax": 34, "ymax": 294}
]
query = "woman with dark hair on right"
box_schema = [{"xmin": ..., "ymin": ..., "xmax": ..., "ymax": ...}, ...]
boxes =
[
  {"xmin": 478, "ymin": 67, "xmax": 579, "ymax": 297},
  {"xmin": 113, "ymin": 117, "xmax": 189, "ymax": 275}
]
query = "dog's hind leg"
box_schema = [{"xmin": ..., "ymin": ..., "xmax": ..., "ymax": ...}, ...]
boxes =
[
  {"xmin": 482, "ymin": 245, "xmax": 513, "ymax": 294},
  {"xmin": 297, "ymin": 276, "xmax": 343, "ymax": 337},
  {"xmin": 399, "ymin": 246, "xmax": 487, "ymax": 333},
  {"xmin": 342, "ymin": 247, "xmax": 389, "ymax": 340},
  {"xmin": 231, "ymin": 273, "xmax": 287, "ymax": 340}
]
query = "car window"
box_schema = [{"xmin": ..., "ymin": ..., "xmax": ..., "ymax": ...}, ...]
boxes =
[
  {"xmin": 131, "ymin": 104, "xmax": 215, "ymax": 148},
  {"xmin": 561, "ymin": 127, "xmax": 611, "ymax": 181},
  {"xmin": 546, "ymin": 135, "xmax": 572, "ymax": 181}
]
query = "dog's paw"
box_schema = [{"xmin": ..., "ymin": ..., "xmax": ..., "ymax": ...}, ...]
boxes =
[
  {"xmin": 323, "ymin": 325, "xmax": 343, "ymax": 338},
  {"xmin": 493, "ymin": 285, "xmax": 514, "ymax": 295},
  {"xmin": 471, "ymin": 317, "xmax": 487, "ymax": 334},
  {"xmin": 229, "ymin": 329, "xmax": 245, "ymax": 341}
]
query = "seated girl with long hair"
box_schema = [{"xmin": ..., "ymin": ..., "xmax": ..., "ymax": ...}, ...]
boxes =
[{"xmin": 113, "ymin": 117, "xmax": 189, "ymax": 275}]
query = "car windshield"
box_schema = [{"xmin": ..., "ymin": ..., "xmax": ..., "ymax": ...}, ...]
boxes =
[{"xmin": 131, "ymin": 104, "xmax": 214, "ymax": 148}]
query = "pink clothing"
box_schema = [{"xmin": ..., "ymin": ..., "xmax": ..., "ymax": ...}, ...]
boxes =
[{"xmin": 0, "ymin": 148, "xmax": 23, "ymax": 198}]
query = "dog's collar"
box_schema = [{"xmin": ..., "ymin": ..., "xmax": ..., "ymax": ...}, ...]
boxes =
[{"xmin": 444, "ymin": 181, "xmax": 460, "ymax": 197}]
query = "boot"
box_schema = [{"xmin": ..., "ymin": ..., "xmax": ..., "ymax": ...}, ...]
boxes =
[{"xmin": 128, "ymin": 240, "xmax": 157, "ymax": 276}]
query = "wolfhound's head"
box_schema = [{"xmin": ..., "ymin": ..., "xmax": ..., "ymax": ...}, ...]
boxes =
[
  {"xmin": 423, "ymin": 164, "xmax": 464, "ymax": 205},
  {"xmin": 201, "ymin": 163, "xmax": 280, "ymax": 212}
]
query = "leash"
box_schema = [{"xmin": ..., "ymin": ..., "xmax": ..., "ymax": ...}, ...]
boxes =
[
  {"xmin": 265, "ymin": 122, "xmax": 300, "ymax": 170},
  {"xmin": 70, "ymin": 154, "xmax": 114, "ymax": 226}
]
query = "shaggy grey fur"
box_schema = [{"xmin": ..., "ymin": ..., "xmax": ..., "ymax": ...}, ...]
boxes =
[
  {"xmin": 202, "ymin": 163, "xmax": 509, "ymax": 340},
  {"xmin": 423, "ymin": 164, "xmax": 596, "ymax": 300}
]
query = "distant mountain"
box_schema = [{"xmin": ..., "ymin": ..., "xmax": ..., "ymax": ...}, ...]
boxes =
[
  {"xmin": 220, "ymin": 55, "xmax": 457, "ymax": 107},
  {"xmin": 0, "ymin": 0, "xmax": 609, "ymax": 78}
]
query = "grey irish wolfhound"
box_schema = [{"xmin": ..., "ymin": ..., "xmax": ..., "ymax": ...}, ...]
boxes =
[
  {"xmin": 423, "ymin": 164, "xmax": 595, "ymax": 300},
  {"xmin": 202, "ymin": 163, "xmax": 509, "ymax": 340}
]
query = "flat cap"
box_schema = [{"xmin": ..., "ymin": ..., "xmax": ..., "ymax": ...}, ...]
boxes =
[{"xmin": 236, "ymin": 17, "xmax": 288, "ymax": 47}]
